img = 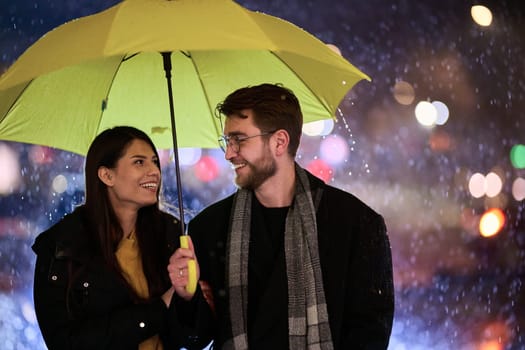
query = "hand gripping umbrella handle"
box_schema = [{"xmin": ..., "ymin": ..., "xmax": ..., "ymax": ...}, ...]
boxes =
[{"xmin": 180, "ymin": 235, "xmax": 197, "ymax": 295}]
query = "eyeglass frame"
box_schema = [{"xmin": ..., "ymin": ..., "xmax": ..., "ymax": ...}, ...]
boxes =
[{"xmin": 218, "ymin": 130, "xmax": 277, "ymax": 153}]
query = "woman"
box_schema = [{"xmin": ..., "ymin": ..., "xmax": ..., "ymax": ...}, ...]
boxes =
[{"xmin": 32, "ymin": 126, "xmax": 210, "ymax": 349}]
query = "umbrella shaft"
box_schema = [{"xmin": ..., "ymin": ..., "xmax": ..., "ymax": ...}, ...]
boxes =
[{"xmin": 162, "ymin": 51, "xmax": 186, "ymax": 234}]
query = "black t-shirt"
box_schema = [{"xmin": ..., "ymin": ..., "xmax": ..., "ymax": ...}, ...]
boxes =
[{"xmin": 247, "ymin": 196, "xmax": 290, "ymax": 349}]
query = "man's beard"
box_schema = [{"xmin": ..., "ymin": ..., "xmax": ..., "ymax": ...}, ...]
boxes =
[{"xmin": 234, "ymin": 151, "xmax": 276, "ymax": 190}]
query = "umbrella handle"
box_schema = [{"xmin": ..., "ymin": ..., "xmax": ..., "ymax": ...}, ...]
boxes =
[{"xmin": 180, "ymin": 235, "xmax": 197, "ymax": 294}]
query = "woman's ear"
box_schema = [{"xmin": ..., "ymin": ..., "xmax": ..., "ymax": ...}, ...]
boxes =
[{"xmin": 98, "ymin": 167, "xmax": 114, "ymax": 186}]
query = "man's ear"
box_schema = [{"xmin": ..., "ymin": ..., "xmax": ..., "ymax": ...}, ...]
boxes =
[
  {"xmin": 273, "ymin": 129, "xmax": 290, "ymax": 156},
  {"xmin": 98, "ymin": 167, "xmax": 114, "ymax": 186}
]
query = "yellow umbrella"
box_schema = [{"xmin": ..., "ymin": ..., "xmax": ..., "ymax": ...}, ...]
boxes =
[
  {"xmin": 0, "ymin": 0, "xmax": 369, "ymax": 153},
  {"xmin": 0, "ymin": 0, "xmax": 370, "ymax": 292}
]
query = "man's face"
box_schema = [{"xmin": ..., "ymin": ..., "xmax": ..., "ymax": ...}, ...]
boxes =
[{"xmin": 223, "ymin": 109, "xmax": 276, "ymax": 190}]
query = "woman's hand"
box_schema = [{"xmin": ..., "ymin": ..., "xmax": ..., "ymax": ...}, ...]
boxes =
[{"xmin": 167, "ymin": 236, "xmax": 200, "ymax": 301}]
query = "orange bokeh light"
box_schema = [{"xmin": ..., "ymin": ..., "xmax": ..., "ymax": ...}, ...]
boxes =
[
  {"xmin": 479, "ymin": 208, "xmax": 505, "ymax": 237},
  {"xmin": 480, "ymin": 340, "xmax": 503, "ymax": 350}
]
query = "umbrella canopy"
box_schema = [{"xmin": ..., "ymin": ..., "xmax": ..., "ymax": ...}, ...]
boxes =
[{"xmin": 0, "ymin": 0, "xmax": 369, "ymax": 155}]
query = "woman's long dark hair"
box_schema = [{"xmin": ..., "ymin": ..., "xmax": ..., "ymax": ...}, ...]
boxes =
[{"xmin": 75, "ymin": 126, "xmax": 172, "ymax": 301}]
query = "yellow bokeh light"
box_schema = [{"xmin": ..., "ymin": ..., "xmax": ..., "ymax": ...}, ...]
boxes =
[
  {"xmin": 471, "ymin": 5, "xmax": 493, "ymax": 27},
  {"xmin": 326, "ymin": 43, "xmax": 342, "ymax": 56},
  {"xmin": 479, "ymin": 208, "xmax": 505, "ymax": 237}
]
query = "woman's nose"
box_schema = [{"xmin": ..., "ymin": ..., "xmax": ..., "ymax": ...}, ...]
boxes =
[{"xmin": 148, "ymin": 162, "xmax": 161, "ymax": 175}]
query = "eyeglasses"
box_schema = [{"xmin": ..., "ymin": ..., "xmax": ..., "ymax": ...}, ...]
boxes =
[{"xmin": 218, "ymin": 131, "xmax": 276, "ymax": 153}]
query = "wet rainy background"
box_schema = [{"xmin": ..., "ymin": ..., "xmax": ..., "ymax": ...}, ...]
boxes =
[{"xmin": 0, "ymin": 0, "xmax": 524, "ymax": 349}]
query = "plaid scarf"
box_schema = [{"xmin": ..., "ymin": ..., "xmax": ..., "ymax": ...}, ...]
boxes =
[{"xmin": 224, "ymin": 164, "xmax": 333, "ymax": 349}]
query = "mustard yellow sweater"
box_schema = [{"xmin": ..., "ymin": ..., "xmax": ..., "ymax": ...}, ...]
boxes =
[{"xmin": 116, "ymin": 233, "xmax": 163, "ymax": 350}]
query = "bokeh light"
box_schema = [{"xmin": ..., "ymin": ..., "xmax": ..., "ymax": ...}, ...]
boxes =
[
  {"xmin": 511, "ymin": 177, "xmax": 525, "ymax": 201},
  {"xmin": 509, "ymin": 144, "xmax": 525, "ymax": 169},
  {"xmin": 0, "ymin": 143, "xmax": 21, "ymax": 195},
  {"xmin": 415, "ymin": 101, "xmax": 437, "ymax": 127},
  {"xmin": 484, "ymin": 172, "xmax": 503, "ymax": 198},
  {"xmin": 393, "ymin": 81, "xmax": 415, "ymax": 105},
  {"xmin": 319, "ymin": 135, "xmax": 349, "ymax": 165},
  {"xmin": 306, "ymin": 159, "xmax": 332, "ymax": 183},
  {"xmin": 468, "ymin": 172, "xmax": 503, "ymax": 198},
  {"xmin": 479, "ymin": 340, "xmax": 503, "ymax": 350},
  {"xmin": 193, "ymin": 155, "xmax": 219, "ymax": 182},
  {"xmin": 28, "ymin": 145, "xmax": 54, "ymax": 165},
  {"xmin": 21, "ymin": 300, "xmax": 37, "ymax": 324},
  {"xmin": 479, "ymin": 320, "xmax": 511, "ymax": 350},
  {"xmin": 479, "ymin": 208, "xmax": 505, "ymax": 237},
  {"xmin": 51, "ymin": 174, "xmax": 68, "ymax": 194},
  {"xmin": 428, "ymin": 130, "xmax": 453, "ymax": 152},
  {"xmin": 302, "ymin": 119, "xmax": 334, "ymax": 137},
  {"xmin": 471, "ymin": 5, "xmax": 493, "ymax": 27},
  {"xmin": 432, "ymin": 100, "xmax": 449, "ymax": 125},
  {"xmin": 468, "ymin": 172, "xmax": 486, "ymax": 198},
  {"xmin": 178, "ymin": 148, "xmax": 202, "ymax": 167},
  {"xmin": 326, "ymin": 43, "xmax": 342, "ymax": 56}
]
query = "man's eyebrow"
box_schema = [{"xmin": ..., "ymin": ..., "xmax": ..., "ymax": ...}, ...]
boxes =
[{"xmin": 226, "ymin": 131, "xmax": 246, "ymax": 137}]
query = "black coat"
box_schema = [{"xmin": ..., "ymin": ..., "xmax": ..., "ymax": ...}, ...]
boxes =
[
  {"xmin": 188, "ymin": 172, "xmax": 395, "ymax": 349},
  {"xmin": 32, "ymin": 209, "xmax": 211, "ymax": 350}
]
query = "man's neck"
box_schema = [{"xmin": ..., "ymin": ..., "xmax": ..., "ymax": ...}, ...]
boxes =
[{"xmin": 254, "ymin": 162, "xmax": 296, "ymax": 208}]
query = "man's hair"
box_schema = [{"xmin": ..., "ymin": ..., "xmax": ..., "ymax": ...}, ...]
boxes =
[{"xmin": 216, "ymin": 83, "xmax": 303, "ymax": 157}]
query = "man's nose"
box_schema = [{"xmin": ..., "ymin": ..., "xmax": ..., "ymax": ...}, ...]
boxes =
[{"xmin": 224, "ymin": 143, "xmax": 237, "ymax": 160}]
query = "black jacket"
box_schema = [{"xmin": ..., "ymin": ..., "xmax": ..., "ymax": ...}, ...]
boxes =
[
  {"xmin": 32, "ymin": 209, "xmax": 211, "ymax": 350},
  {"xmin": 188, "ymin": 171, "xmax": 395, "ymax": 349}
]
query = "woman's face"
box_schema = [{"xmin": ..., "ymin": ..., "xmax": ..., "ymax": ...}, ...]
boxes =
[{"xmin": 100, "ymin": 139, "xmax": 160, "ymax": 214}]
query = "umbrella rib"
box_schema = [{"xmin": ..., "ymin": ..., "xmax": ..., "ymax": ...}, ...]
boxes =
[
  {"xmin": 95, "ymin": 55, "xmax": 127, "ymax": 132},
  {"xmin": 180, "ymin": 50, "xmax": 222, "ymax": 137},
  {"xmin": 268, "ymin": 51, "xmax": 334, "ymax": 118},
  {"xmin": 123, "ymin": 53, "xmax": 140, "ymax": 62}
]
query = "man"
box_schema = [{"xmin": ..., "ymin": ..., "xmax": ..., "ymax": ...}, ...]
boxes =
[{"xmin": 188, "ymin": 83, "xmax": 394, "ymax": 349}]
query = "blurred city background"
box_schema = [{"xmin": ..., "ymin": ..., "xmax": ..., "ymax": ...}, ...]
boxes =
[{"xmin": 0, "ymin": 0, "xmax": 524, "ymax": 349}]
